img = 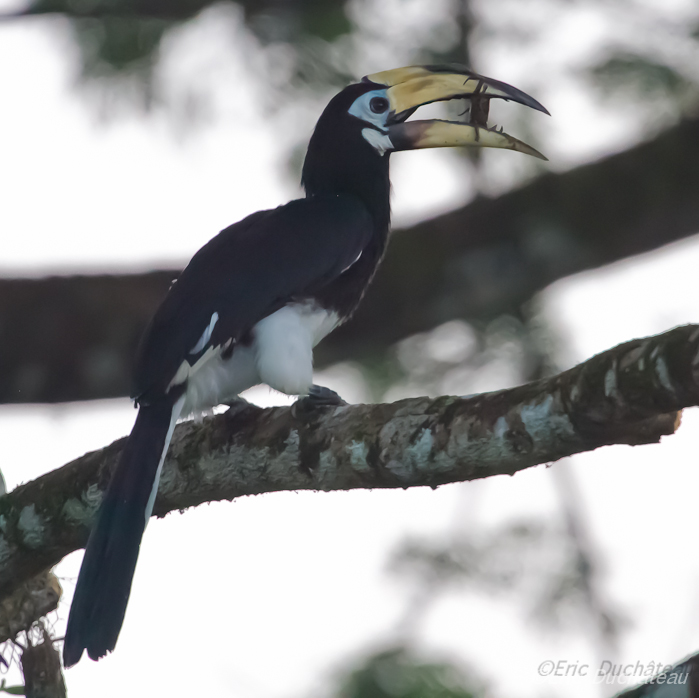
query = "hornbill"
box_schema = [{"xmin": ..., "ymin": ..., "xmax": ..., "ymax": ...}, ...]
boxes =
[{"xmin": 63, "ymin": 65, "xmax": 548, "ymax": 666}]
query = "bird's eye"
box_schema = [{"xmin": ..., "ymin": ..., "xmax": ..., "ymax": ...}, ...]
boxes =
[{"xmin": 370, "ymin": 97, "xmax": 389, "ymax": 114}]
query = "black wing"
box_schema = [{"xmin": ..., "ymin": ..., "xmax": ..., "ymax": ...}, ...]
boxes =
[{"xmin": 132, "ymin": 194, "xmax": 373, "ymax": 402}]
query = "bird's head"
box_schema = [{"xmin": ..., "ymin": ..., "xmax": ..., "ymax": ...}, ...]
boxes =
[
  {"xmin": 352, "ymin": 64, "xmax": 548, "ymax": 158},
  {"xmin": 302, "ymin": 64, "xmax": 549, "ymax": 222}
]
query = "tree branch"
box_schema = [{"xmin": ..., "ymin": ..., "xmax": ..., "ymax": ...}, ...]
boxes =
[
  {"xmin": 4, "ymin": 119, "xmax": 699, "ymax": 403},
  {"xmin": 610, "ymin": 652, "xmax": 699, "ymax": 696},
  {"xmin": 0, "ymin": 325, "xmax": 697, "ymax": 603}
]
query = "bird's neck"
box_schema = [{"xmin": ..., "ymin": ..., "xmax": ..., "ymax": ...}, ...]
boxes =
[{"xmin": 301, "ymin": 138, "xmax": 392, "ymax": 234}]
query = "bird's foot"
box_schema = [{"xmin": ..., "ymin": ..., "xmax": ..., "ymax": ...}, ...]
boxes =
[
  {"xmin": 308, "ymin": 384, "xmax": 348, "ymax": 406},
  {"xmin": 223, "ymin": 395, "xmax": 250, "ymax": 408},
  {"xmin": 292, "ymin": 385, "xmax": 347, "ymax": 418}
]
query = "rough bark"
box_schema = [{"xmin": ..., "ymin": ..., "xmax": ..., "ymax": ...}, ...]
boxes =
[
  {"xmin": 3, "ymin": 119, "xmax": 699, "ymax": 404},
  {"xmin": 0, "ymin": 324, "xmax": 696, "ymax": 604}
]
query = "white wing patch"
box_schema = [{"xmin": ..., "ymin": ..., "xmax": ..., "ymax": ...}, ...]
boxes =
[
  {"xmin": 169, "ymin": 310, "xmax": 221, "ymax": 392},
  {"xmin": 190, "ymin": 312, "xmax": 220, "ymax": 354}
]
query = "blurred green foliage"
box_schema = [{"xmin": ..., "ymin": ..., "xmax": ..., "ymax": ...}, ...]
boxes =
[
  {"xmin": 75, "ymin": 17, "xmax": 168, "ymax": 77},
  {"xmin": 10, "ymin": 0, "xmax": 355, "ymax": 88},
  {"xmin": 331, "ymin": 646, "xmax": 483, "ymax": 698},
  {"xmin": 590, "ymin": 52, "xmax": 693, "ymax": 102},
  {"xmin": 5, "ymin": 0, "xmax": 699, "ymax": 129}
]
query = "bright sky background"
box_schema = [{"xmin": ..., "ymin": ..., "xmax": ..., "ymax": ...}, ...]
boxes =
[{"xmin": 2, "ymin": 4, "xmax": 699, "ymax": 698}]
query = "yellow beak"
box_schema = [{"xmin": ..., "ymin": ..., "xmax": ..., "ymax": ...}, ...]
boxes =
[{"xmin": 365, "ymin": 64, "xmax": 549, "ymax": 160}]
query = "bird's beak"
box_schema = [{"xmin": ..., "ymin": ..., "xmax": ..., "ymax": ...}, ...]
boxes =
[{"xmin": 364, "ymin": 65, "xmax": 549, "ymax": 160}]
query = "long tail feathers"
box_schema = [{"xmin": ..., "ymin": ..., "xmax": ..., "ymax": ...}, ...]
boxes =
[{"xmin": 63, "ymin": 396, "xmax": 184, "ymax": 667}]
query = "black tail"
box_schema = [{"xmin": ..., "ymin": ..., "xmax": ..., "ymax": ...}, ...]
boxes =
[{"xmin": 63, "ymin": 398, "xmax": 181, "ymax": 667}]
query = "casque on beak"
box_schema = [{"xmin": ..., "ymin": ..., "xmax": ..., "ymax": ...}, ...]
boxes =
[{"xmin": 364, "ymin": 64, "xmax": 549, "ymax": 160}]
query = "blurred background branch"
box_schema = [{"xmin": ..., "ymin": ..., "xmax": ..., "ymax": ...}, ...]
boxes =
[{"xmin": 3, "ymin": 116, "xmax": 699, "ymax": 404}]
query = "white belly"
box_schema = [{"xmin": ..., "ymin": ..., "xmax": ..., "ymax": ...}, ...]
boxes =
[{"xmin": 180, "ymin": 302, "xmax": 339, "ymax": 416}]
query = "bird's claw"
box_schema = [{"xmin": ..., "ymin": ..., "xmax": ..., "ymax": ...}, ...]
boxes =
[{"xmin": 292, "ymin": 385, "xmax": 347, "ymax": 418}]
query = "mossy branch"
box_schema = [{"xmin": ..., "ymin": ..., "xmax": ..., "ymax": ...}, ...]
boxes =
[{"xmin": 0, "ymin": 324, "xmax": 697, "ymax": 604}]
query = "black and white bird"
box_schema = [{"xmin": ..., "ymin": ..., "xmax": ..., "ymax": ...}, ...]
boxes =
[{"xmin": 63, "ymin": 64, "xmax": 548, "ymax": 666}]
